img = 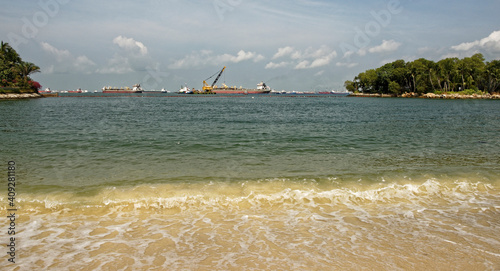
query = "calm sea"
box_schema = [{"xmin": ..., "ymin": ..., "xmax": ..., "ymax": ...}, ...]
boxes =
[{"xmin": 1, "ymin": 95, "xmax": 499, "ymax": 270}]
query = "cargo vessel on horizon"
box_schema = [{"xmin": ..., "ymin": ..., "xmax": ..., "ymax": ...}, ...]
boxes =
[
  {"xmin": 102, "ymin": 84, "xmax": 143, "ymax": 93},
  {"xmin": 211, "ymin": 81, "xmax": 272, "ymax": 94}
]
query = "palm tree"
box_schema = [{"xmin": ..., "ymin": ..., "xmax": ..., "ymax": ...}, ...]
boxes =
[
  {"xmin": 14, "ymin": 61, "xmax": 40, "ymax": 91},
  {"xmin": 0, "ymin": 41, "xmax": 8, "ymax": 62},
  {"xmin": 1, "ymin": 41, "xmax": 23, "ymax": 84},
  {"xmin": 15, "ymin": 61, "xmax": 40, "ymax": 79},
  {"xmin": 0, "ymin": 41, "xmax": 21, "ymax": 64}
]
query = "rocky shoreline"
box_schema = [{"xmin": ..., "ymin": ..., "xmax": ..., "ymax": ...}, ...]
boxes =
[
  {"xmin": 349, "ymin": 92, "xmax": 500, "ymax": 99},
  {"xmin": 420, "ymin": 93, "xmax": 500, "ymax": 99},
  {"xmin": 0, "ymin": 93, "xmax": 42, "ymax": 99}
]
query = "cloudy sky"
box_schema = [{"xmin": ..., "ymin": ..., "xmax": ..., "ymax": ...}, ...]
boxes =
[{"xmin": 1, "ymin": 0, "xmax": 500, "ymax": 91}]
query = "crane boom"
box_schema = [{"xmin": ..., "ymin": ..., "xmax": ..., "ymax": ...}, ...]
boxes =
[
  {"xmin": 211, "ymin": 66, "xmax": 226, "ymax": 87},
  {"xmin": 202, "ymin": 66, "xmax": 226, "ymax": 92}
]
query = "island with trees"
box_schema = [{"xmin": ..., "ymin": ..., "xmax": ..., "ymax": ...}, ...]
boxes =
[
  {"xmin": 344, "ymin": 53, "xmax": 500, "ymax": 99},
  {"xmin": 0, "ymin": 41, "xmax": 42, "ymax": 99}
]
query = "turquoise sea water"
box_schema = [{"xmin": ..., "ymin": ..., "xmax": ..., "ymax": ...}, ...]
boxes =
[
  {"xmin": 1, "ymin": 96, "xmax": 500, "ymax": 270},
  {"xmin": 4, "ymin": 96, "xmax": 499, "ymax": 189}
]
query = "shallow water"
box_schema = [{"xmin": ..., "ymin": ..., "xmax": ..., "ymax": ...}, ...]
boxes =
[{"xmin": 1, "ymin": 96, "xmax": 499, "ymax": 269}]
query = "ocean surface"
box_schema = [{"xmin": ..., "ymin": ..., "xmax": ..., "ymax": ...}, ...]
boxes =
[{"xmin": 1, "ymin": 95, "xmax": 499, "ymax": 270}]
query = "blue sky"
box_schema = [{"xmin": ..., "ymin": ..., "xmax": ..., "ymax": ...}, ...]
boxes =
[{"xmin": 1, "ymin": 0, "xmax": 500, "ymax": 91}]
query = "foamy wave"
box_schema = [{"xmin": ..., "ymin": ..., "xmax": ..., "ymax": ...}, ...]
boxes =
[
  {"xmin": 3, "ymin": 179, "xmax": 498, "ymax": 213},
  {"xmin": 3, "ymin": 179, "xmax": 499, "ymax": 270}
]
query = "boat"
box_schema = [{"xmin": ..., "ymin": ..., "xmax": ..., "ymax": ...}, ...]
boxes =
[
  {"xmin": 212, "ymin": 82, "xmax": 272, "ymax": 94},
  {"xmin": 200, "ymin": 67, "xmax": 272, "ymax": 94},
  {"xmin": 39, "ymin": 88, "xmax": 52, "ymax": 94},
  {"xmin": 68, "ymin": 88, "xmax": 83, "ymax": 93},
  {"xmin": 178, "ymin": 85, "xmax": 194, "ymax": 94},
  {"xmin": 102, "ymin": 84, "xmax": 143, "ymax": 93}
]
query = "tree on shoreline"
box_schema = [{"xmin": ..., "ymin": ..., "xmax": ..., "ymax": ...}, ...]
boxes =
[
  {"xmin": 0, "ymin": 41, "xmax": 41, "ymax": 92},
  {"xmin": 345, "ymin": 53, "xmax": 500, "ymax": 95}
]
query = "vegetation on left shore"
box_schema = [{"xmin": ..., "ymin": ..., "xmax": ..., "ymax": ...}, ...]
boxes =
[{"xmin": 0, "ymin": 41, "xmax": 41, "ymax": 94}]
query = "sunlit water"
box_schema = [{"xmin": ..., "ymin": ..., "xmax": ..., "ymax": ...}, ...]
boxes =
[{"xmin": 1, "ymin": 96, "xmax": 499, "ymax": 270}]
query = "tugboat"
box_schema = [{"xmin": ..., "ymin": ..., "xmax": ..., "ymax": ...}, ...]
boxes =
[{"xmin": 177, "ymin": 85, "xmax": 194, "ymax": 94}]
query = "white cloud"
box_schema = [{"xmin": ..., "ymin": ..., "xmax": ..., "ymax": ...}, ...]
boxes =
[
  {"xmin": 40, "ymin": 42, "xmax": 96, "ymax": 74},
  {"xmin": 265, "ymin": 61, "xmax": 290, "ymax": 69},
  {"xmin": 272, "ymin": 46, "xmax": 295, "ymax": 59},
  {"xmin": 113, "ymin": 35, "xmax": 148, "ymax": 56},
  {"xmin": 368, "ymin": 40, "xmax": 402, "ymax": 54},
  {"xmin": 75, "ymin": 56, "xmax": 96, "ymax": 67},
  {"xmin": 341, "ymin": 40, "xmax": 401, "ymax": 59},
  {"xmin": 295, "ymin": 60, "xmax": 310, "ymax": 69},
  {"xmin": 40, "ymin": 42, "xmax": 71, "ymax": 61},
  {"xmin": 310, "ymin": 53, "xmax": 337, "ymax": 68},
  {"xmin": 216, "ymin": 50, "xmax": 265, "ymax": 63},
  {"xmin": 451, "ymin": 30, "xmax": 500, "ymax": 53},
  {"xmin": 267, "ymin": 45, "xmax": 337, "ymax": 69},
  {"xmin": 295, "ymin": 46, "xmax": 337, "ymax": 69},
  {"xmin": 97, "ymin": 36, "xmax": 156, "ymax": 74},
  {"xmin": 169, "ymin": 50, "xmax": 265, "ymax": 69}
]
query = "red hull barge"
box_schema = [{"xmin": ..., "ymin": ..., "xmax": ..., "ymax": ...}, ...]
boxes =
[
  {"xmin": 102, "ymin": 90, "xmax": 142, "ymax": 93},
  {"xmin": 102, "ymin": 84, "xmax": 143, "ymax": 93},
  {"xmin": 213, "ymin": 89, "xmax": 270, "ymax": 94},
  {"xmin": 212, "ymin": 82, "xmax": 271, "ymax": 94}
]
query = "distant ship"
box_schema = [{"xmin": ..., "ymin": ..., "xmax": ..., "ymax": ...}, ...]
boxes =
[
  {"xmin": 318, "ymin": 90, "xmax": 352, "ymax": 96},
  {"xmin": 178, "ymin": 85, "xmax": 194, "ymax": 94},
  {"xmin": 102, "ymin": 84, "xmax": 143, "ymax": 93},
  {"xmin": 212, "ymin": 82, "xmax": 272, "ymax": 94},
  {"xmin": 68, "ymin": 88, "xmax": 83, "ymax": 93}
]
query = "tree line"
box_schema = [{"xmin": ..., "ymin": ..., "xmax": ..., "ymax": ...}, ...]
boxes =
[
  {"xmin": 344, "ymin": 53, "xmax": 500, "ymax": 95},
  {"xmin": 0, "ymin": 41, "xmax": 41, "ymax": 92}
]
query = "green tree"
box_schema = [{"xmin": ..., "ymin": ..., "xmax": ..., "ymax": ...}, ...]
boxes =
[
  {"xmin": 437, "ymin": 58, "xmax": 459, "ymax": 92},
  {"xmin": 347, "ymin": 53, "xmax": 496, "ymax": 95},
  {"xmin": 0, "ymin": 41, "xmax": 21, "ymax": 64},
  {"xmin": 15, "ymin": 61, "xmax": 40, "ymax": 80},
  {"xmin": 375, "ymin": 62, "xmax": 394, "ymax": 94},
  {"xmin": 388, "ymin": 81, "xmax": 401, "ymax": 95},
  {"xmin": 457, "ymin": 53, "xmax": 485, "ymax": 91},
  {"xmin": 0, "ymin": 42, "xmax": 22, "ymax": 83},
  {"xmin": 344, "ymin": 80, "xmax": 357, "ymax": 93},
  {"xmin": 356, "ymin": 69, "xmax": 377, "ymax": 93},
  {"xmin": 483, "ymin": 60, "xmax": 500, "ymax": 93},
  {"xmin": 392, "ymin": 60, "xmax": 409, "ymax": 87},
  {"xmin": 1, "ymin": 41, "xmax": 41, "ymax": 91}
]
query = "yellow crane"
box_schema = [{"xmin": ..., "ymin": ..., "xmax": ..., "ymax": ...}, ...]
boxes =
[{"xmin": 202, "ymin": 66, "xmax": 226, "ymax": 93}]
